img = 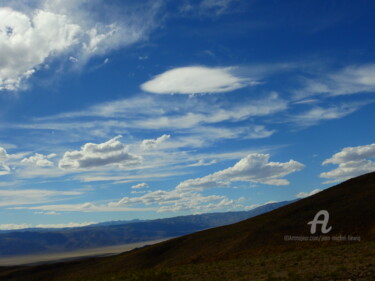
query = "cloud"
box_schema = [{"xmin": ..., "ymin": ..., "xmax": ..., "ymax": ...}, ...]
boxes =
[
  {"xmin": 131, "ymin": 182, "xmax": 149, "ymax": 189},
  {"xmin": 244, "ymin": 200, "xmax": 277, "ymax": 211},
  {"xmin": 140, "ymin": 66, "xmax": 255, "ymax": 95},
  {"xmin": 35, "ymin": 222, "xmax": 95, "ymax": 228},
  {"xmin": 0, "ymin": 189, "xmax": 83, "ymax": 207},
  {"xmin": 289, "ymin": 102, "xmax": 369, "ymax": 127},
  {"xmin": 59, "ymin": 135, "xmax": 141, "ymax": 170},
  {"xmin": 177, "ymin": 153, "xmax": 305, "ymax": 191},
  {"xmin": 141, "ymin": 134, "xmax": 170, "ymax": 150},
  {"xmin": 200, "ymin": 0, "xmax": 235, "ymax": 14},
  {"xmin": 0, "ymin": 224, "xmax": 31, "ymax": 230},
  {"xmin": 109, "ymin": 188, "xmax": 239, "ymax": 213},
  {"xmin": 296, "ymin": 188, "xmax": 321, "ymax": 198},
  {"xmin": 0, "ymin": 222, "xmax": 95, "ymax": 230},
  {"xmin": 320, "ymin": 143, "xmax": 375, "ymax": 183},
  {"xmin": 179, "ymin": 0, "xmax": 242, "ymax": 17},
  {"xmin": 322, "ymin": 143, "xmax": 375, "ymax": 164},
  {"xmin": 188, "ymin": 159, "xmax": 217, "ymax": 167},
  {"xmin": 21, "ymin": 153, "xmax": 56, "ymax": 167},
  {"xmin": 0, "ymin": 0, "xmax": 161, "ymax": 91},
  {"xmin": 13, "ymin": 202, "xmax": 157, "ymax": 213},
  {"xmin": 0, "ymin": 147, "xmax": 11, "ymax": 175},
  {"xmin": 297, "ymin": 64, "xmax": 375, "ymax": 98}
]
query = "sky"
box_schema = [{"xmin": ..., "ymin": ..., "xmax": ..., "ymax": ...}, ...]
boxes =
[{"xmin": 0, "ymin": 0, "xmax": 375, "ymax": 230}]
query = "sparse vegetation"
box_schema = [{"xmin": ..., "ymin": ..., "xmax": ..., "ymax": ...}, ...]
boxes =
[{"xmin": 0, "ymin": 172, "xmax": 374, "ymax": 281}]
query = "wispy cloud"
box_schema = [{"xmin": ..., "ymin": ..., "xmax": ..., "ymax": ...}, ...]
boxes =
[
  {"xmin": 0, "ymin": 222, "xmax": 95, "ymax": 230},
  {"xmin": 0, "ymin": 189, "xmax": 83, "ymax": 207},
  {"xmin": 287, "ymin": 101, "xmax": 371, "ymax": 127},
  {"xmin": 296, "ymin": 64, "xmax": 375, "ymax": 99}
]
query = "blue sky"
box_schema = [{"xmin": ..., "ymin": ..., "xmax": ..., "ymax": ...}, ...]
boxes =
[{"xmin": 0, "ymin": 0, "xmax": 375, "ymax": 229}]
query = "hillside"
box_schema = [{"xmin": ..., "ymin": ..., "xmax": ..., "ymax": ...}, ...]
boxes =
[
  {"xmin": 0, "ymin": 172, "xmax": 374, "ymax": 281},
  {"xmin": 0, "ymin": 201, "xmax": 291, "ymax": 256}
]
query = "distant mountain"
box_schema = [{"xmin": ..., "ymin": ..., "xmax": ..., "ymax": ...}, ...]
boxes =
[
  {"xmin": 1, "ymin": 172, "xmax": 372, "ymax": 281},
  {"xmin": 0, "ymin": 200, "xmax": 292, "ymax": 256}
]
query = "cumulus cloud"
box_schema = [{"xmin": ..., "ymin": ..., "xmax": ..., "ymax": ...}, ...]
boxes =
[
  {"xmin": 140, "ymin": 66, "xmax": 255, "ymax": 95},
  {"xmin": 296, "ymin": 188, "xmax": 321, "ymax": 198},
  {"xmin": 108, "ymin": 189, "xmax": 237, "ymax": 213},
  {"xmin": 59, "ymin": 135, "xmax": 141, "ymax": 170},
  {"xmin": 323, "ymin": 143, "xmax": 375, "ymax": 165},
  {"xmin": 320, "ymin": 143, "xmax": 375, "ymax": 183},
  {"xmin": 21, "ymin": 153, "xmax": 56, "ymax": 167},
  {"xmin": 177, "ymin": 153, "xmax": 305, "ymax": 191},
  {"xmin": 0, "ymin": 0, "xmax": 161, "ymax": 91},
  {"xmin": 131, "ymin": 182, "xmax": 149, "ymax": 189},
  {"xmin": 141, "ymin": 134, "xmax": 170, "ymax": 150}
]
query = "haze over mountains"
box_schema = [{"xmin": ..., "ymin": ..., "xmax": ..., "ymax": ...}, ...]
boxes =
[
  {"xmin": 0, "ymin": 172, "xmax": 373, "ymax": 281},
  {"xmin": 0, "ymin": 201, "xmax": 292, "ymax": 256}
]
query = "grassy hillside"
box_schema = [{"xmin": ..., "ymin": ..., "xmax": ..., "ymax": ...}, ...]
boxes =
[{"xmin": 0, "ymin": 172, "xmax": 374, "ymax": 281}]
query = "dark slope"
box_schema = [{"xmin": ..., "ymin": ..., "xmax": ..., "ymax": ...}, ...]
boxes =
[
  {"xmin": 0, "ymin": 201, "xmax": 291, "ymax": 256},
  {"xmin": 1, "ymin": 172, "xmax": 374, "ymax": 281},
  {"xmin": 104, "ymin": 171, "xmax": 375, "ymax": 268}
]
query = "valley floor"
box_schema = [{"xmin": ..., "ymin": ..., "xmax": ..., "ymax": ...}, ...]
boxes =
[
  {"xmin": 0, "ymin": 238, "xmax": 170, "ymax": 266},
  {"xmin": 0, "ymin": 241, "xmax": 373, "ymax": 281}
]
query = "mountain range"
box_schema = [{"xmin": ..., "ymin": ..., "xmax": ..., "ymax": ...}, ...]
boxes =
[{"xmin": 0, "ymin": 200, "xmax": 292, "ymax": 256}]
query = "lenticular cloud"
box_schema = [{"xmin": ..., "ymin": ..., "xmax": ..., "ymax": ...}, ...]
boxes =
[{"xmin": 141, "ymin": 66, "xmax": 254, "ymax": 95}]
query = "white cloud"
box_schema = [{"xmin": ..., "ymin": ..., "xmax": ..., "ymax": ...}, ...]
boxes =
[
  {"xmin": 141, "ymin": 134, "xmax": 170, "ymax": 150},
  {"xmin": 179, "ymin": 0, "xmax": 241, "ymax": 17},
  {"xmin": 244, "ymin": 200, "xmax": 277, "ymax": 211},
  {"xmin": 320, "ymin": 143, "xmax": 375, "ymax": 183},
  {"xmin": 131, "ymin": 182, "xmax": 149, "ymax": 189},
  {"xmin": 188, "ymin": 159, "xmax": 217, "ymax": 167},
  {"xmin": 141, "ymin": 66, "xmax": 255, "ymax": 95},
  {"xmin": 131, "ymin": 190, "xmax": 147, "ymax": 194},
  {"xmin": 177, "ymin": 153, "xmax": 305, "ymax": 191},
  {"xmin": 0, "ymin": 189, "xmax": 82, "ymax": 207},
  {"xmin": 323, "ymin": 143, "xmax": 375, "ymax": 165},
  {"xmin": 0, "ymin": 224, "xmax": 31, "ymax": 230},
  {"xmin": 35, "ymin": 222, "xmax": 95, "ymax": 228},
  {"xmin": 109, "ymin": 188, "xmax": 239, "ymax": 213},
  {"xmin": 0, "ymin": 222, "xmax": 95, "ymax": 230},
  {"xmin": 0, "ymin": 147, "xmax": 11, "ymax": 175},
  {"xmin": 297, "ymin": 64, "xmax": 375, "ymax": 98},
  {"xmin": 59, "ymin": 135, "xmax": 141, "ymax": 170},
  {"xmin": 13, "ymin": 202, "xmax": 156, "ymax": 213},
  {"xmin": 0, "ymin": 0, "xmax": 161, "ymax": 91},
  {"xmin": 21, "ymin": 153, "xmax": 56, "ymax": 167},
  {"xmin": 200, "ymin": 0, "xmax": 234, "ymax": 14},
  {"xmin": 290, "ymin": 103, "xmax": 367, "ymax": 127},
  {"xmin": 35, "ymin": 211, "xmax": 60, "ymax": 215},
  {"xmin": 296, "ymin": 188, "xmax": 321, "ymax": 198}
]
